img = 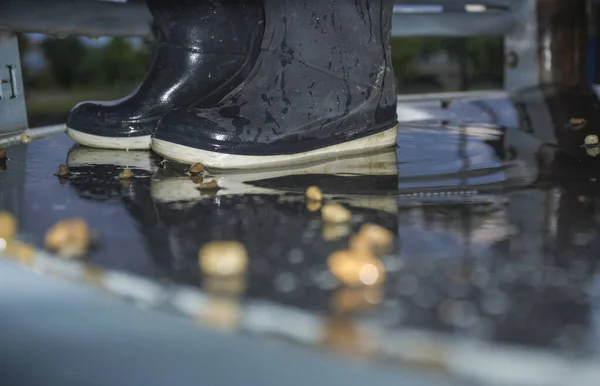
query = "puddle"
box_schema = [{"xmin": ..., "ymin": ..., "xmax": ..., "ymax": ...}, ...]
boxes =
[{"xmin": 2, "ymin": 90, "xmax": 600, "ymax": 368}]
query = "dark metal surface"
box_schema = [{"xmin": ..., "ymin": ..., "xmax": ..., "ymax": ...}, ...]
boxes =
[
  {"xmin": 536, "ymin": 0, "xmax": 589, "ymax": 85},
  {"xmin": 2, "ymin": 88, "xmax": 600, "ymax": 385},
  {"xmin": 0, "ymin": 0, "xmax": 153, "ymax": 37}
]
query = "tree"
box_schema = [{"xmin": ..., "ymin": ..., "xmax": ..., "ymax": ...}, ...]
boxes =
[{"xmin": 41, "ymin": 36, "xmax": 87, "ymax": 89}]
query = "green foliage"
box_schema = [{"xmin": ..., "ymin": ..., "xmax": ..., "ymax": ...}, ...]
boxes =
[
  {"xmin": 24, "ymin": 33, "xmax": 502, "ymax": 94},
  {"xmin": 391, "ymin": 36, "xmax": 503, "ymax": 92},
  {"xmin": 40, "ymin": 36, "xmax": 88, "ymax": 89},
  {"xmin": 26, "ymin": 35, "xmax": 153, "ymax": 90}
]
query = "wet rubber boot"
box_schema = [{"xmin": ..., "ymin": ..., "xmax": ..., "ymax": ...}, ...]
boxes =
[
  {"xmin": 151, "ymin": 0, "xmax": 398, "ymax": 169},
  {"xmin": 66, "ymin": 0, "xmax": 265, "ymax": 150}
]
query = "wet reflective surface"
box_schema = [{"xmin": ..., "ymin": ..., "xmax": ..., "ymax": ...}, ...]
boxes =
[{"xmin": 2, "ymin": 86, "xmax": 600, "ymax": 383}]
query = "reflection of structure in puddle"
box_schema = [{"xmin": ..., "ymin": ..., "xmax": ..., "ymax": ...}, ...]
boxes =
[
  {"xmin": 13, "ymin": 113, "xmax": 597, "ymax": 355},
  {"xmin": 152, "ymin": 149, "xmax": 400, "ymax": 214},
  {"xmin": 148, "ymin": 149, "xmax": 401, "ymax": 311}
]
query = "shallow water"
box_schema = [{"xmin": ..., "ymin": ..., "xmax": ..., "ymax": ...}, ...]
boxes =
[{"xmin": 2, "ymin": 89, "xmax": 600, "ymax": 382}]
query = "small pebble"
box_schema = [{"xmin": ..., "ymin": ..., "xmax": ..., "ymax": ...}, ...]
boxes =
[
  {"xmin": 569, "ymin": 118, "xmax": 587, "ymax": 130},
  {"xmin": 199, "ymin": 241, "xmax": 248, "ymax": 277},
  {"xmin": 306, "ymin": 186, "xmax": 323, "ymax": 201},
  {"xmin": 584, "ymin": 134, "xmax": 599, "ymax": 146},
  {"xmin": 57, "ymin": 164, "xmax": 70, "ymax": 177},
  {"xmin": 20, "ymin": 133, "xmax": 32, "ymax": 143},
  {"xmin": 0, "ymin": 211, "xmax": 17, "ymax": 241},
  {"xmin": 119, "ymin": 168, "xmax": 134, "ymax": 180},
  {"xmin": 348, "ymin": 234, "xmax": 373, "ymax": 253},
  {"xmin": 584, "ymin": 135, "xmax": 600, "ymax": 157},
  {"xmin": 321, "ymin": 203, "xmax": 351, "ymax": 224},
  {"xmin": 322, "ymin": 223, "xmax": 350, "ymax": 241},
  {"xmin": 306, "ymin": 200, "xmax": 322, "ymax": 212},
  {"xmin": 358, "ymin": 223, "xmax": 394, "ymax": 248},
  {"xmin": 188, "ymin": 162, "xmax": 205, "ymax": 174},
  {"xmin": 197, "ymin": 180, "xmax": 219, "ymax": 191},
  {"xmin": 0, "ymin": 147, "xmax": 6, "ymax": 160},
  {"xmin": 44, "ymin": 218, "xmax": 91, "ymax": 258},
  {"xmin": 328, "ymin": 249, "xmax": 385, "ymax": 287}
]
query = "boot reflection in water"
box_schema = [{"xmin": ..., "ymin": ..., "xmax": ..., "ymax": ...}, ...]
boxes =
[
  {"xmin": 149, "ymin": 150, "xmax": 400, "ymax": 310},
  {"xmin": 152, "ymin": 0, "xmax": 398, "ymax": 169}
]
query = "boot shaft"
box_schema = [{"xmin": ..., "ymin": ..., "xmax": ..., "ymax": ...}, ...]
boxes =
[
  {"xmin": 262, "ymin": 0, "xmax": 394, "ymax": 88},
  {"xmin": 147, "ymin": 0, "xmax": 265, "ymax": 54}
]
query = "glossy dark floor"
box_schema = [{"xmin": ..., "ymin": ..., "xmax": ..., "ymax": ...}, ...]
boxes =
[{"xmin": 2, "ymin": 87, "xmax": 600, "ymax": 383}]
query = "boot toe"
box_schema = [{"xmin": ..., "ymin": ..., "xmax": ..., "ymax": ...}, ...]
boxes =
[
  {"xmin": 67, "ymin": 101, "xmax": 156, "ymax": 138},
  {"xmin": 67, "ymin": 101, "xmax": 155, "ymax": 150},
  {"xmin": 67, "ymin": 101, "xmax": 121, "ymax": 134}
]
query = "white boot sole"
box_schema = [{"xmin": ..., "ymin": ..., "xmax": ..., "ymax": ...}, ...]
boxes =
[
  {"xmin": 67, "ymin": 128, "xmax": 151, "ymax": 150},
  {"xmin": 152, "ymin": 124, "xmax": 398, "ymax": 169}
]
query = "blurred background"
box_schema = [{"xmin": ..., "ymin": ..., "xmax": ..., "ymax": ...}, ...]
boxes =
[{"xmin": 17, "ymin": 32, "xmax": 504, "ymax": 127}]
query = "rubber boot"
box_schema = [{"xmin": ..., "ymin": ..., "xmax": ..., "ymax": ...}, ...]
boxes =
[
  {"xmin": 152, "ymin": 0, "xmax": 398, "ymax": 169},
  {"xmin": 66, "ymin": 0, "xmax": 265, "ymax": 150}
]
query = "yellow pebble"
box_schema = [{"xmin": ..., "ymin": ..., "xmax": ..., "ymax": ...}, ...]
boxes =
[
  {"xmin": 197, "ymin": 180, "xmax": 219, "ymax": 191},
  {"xmin": 44, "ymin": 218, "xmax": 91, "ymax": 258},
  {"xmin": 306, "ymin": 200, "xmax": 322, "ymax": 212},
  {"xmin": 199, "ymin": 241, "xmax": 248, "ymax": 277},
  {"xmin": 321, "ymin": 203, "xmax": 351, "ymax": 224},
  {"xmin": 587, "ymin": 147, "xmax": 600, "ymax": 157},
  {"xmin": 119, "ymin": 168, "xmax": 134, "ymax": 180},
  {"xmin": 0, "ymin": 211, "xmax": 17, "ymax": 241},
  {"xmin": 584, "ymin": 134, "xmax": 599, "ymax": 145},
  {"xmin": 188, "ymin": 162, "xmax": 205, "ymax": 174},
  {"xmin": 358, "ymin": 223, "xmax": 394, "ymax": 248},
  {"xmin": 20, "ymin": 133, "xmax": 32, "ymax": 143},
  {"xmin": 569, "ymin": 118, "xmax": 587, "ymax": 130},
  {"xmin": 348, "ymin": 234, "xmax": 372, "ymax": 253},
  {"xmin": 322, "ymin": 223, "xmax": 350, "ymax": 241},
  {"xmin": 328, "ymin": 249, "xmax": 385, "ymax": 287},
  {"xmin": 57, "ymin": 164, "xmax": 70, "ymax": 177},
  {"xmin": 305, "ymin": 186, "xmax": 323, "ymax": 201}
]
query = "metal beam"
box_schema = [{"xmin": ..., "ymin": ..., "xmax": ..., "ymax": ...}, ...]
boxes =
[
  {"xmin": 0, "ymin": 0, "xmax": 152, "ymax": 37},
  {"xmin": 391, "ymin": 10, "xmax": 516, "ymax": 37}
]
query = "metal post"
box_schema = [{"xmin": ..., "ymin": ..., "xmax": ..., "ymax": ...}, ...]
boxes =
[
  {"xmin": 504, "ymin": 0, "xmax": 541, "ymax": 91},
  {"xmin": 536, "ymin": 0, "xmax": 588, "ymax": 85},
  {"xmin": 0, "ymin": 32, "xmax": 27, "ymax": 134},
  {"xmin": 505, "ymin": 0, "xmax": 589, "ymax": 91}
]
